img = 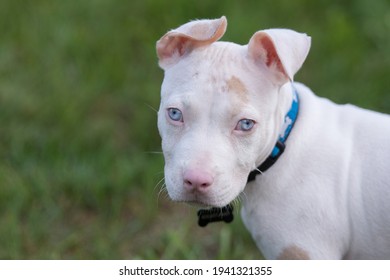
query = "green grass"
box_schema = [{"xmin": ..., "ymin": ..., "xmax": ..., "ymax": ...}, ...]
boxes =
[{"xmin": 0, "ymin": 0, "xmax": 389, "ymax": 259}]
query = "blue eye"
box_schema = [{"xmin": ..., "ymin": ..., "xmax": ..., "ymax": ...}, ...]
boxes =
[
  {"xmin": 235, "ymin": 119, "xmax": 255, "ymax": 131},
  {"xmin": 167, "ymin": 108, "xmax": 183, "ymax": 122}
]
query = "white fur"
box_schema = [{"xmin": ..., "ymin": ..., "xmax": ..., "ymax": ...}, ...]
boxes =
[{"xmin": 156, "ymin": 17, "xmax": 390, "ymax": 259}]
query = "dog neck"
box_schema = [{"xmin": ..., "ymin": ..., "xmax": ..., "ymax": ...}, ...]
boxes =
[{"xmin": 247, "ymin": 84, "xmax": 299, "ymax": 182}]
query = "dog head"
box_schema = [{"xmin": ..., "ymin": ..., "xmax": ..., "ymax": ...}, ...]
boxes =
[{"xmin": 156, "ymin": 16, "xmax": 310, "ymax": 207}]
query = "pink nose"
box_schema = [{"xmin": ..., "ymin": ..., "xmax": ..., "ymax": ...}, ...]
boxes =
[{"xmin": 183, "ymin": 169, "xmax": 214, "ymax": 191}]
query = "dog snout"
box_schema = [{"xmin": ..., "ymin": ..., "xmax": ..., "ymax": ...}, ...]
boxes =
[{"xmin": 183, "ymin": 169, "xmax": 214, "ymax": 191}]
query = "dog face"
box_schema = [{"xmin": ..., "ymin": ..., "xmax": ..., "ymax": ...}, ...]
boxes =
[{"xmin": 156, "ymin": 17, "xmax": 310, "ymax": 207}]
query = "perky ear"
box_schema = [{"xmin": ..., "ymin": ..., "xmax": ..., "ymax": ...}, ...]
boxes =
[
  {"xmin": 247, "ymin": 29, "xmax": 311, "ymax": 84},
  {"xmin": 156, "ymin": 16, "xmax": 227, "ymax": 69}
]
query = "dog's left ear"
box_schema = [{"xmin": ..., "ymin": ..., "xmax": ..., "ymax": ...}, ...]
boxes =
[
  {"xmin": 157, "ymin": 16, "xmax": 227, "ymax": 69},
  {"xmin": 248, "ymin": 29, "xmax": 311, "ymax": 84}
]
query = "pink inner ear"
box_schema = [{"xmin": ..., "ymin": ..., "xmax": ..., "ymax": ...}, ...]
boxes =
[
  {"xmin": 157, "ymin": 17, "xmax": 227, "ymax": 69},
  {"xmin": 157, "ymin": 36, "xmax": 188, "ymax": 59},
  {"xmin": 260, "ymin": 36, "xmax": 285, "ymax": 75},
  {"xmin": 177, "ymin": 37, "xmax": 189, "ymax": 56}
]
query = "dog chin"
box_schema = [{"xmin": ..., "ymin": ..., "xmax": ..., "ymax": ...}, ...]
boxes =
[
  {"xmin": 186, "ymin": 201, "xmax": 214, "ymax": 208},
  {"xmin": 185, "ymin": 200, "xmax": 230, "ymax": 209},
  {"xmin": 167, "ymin": 186, "xmax": 242, "ymax": 208},
  {"xmin": 176, "ymin": 197, "xmax": 235, "ymax": 209}
]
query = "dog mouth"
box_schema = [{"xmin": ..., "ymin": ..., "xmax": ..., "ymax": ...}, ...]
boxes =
[
  {"xmin": 185, "ymin": 200, "xmax": 226, "ymax": 209},
  {"xmin": 170, "ymin": 190, "xmax": 240, "ymax": 209},
  {"xmin": 174, "ymin": 197, "xmax": 224, "ymax": 209},
  {"xmin": 184, "ymin": 200, "xmax": 211, "ymax": 208}
]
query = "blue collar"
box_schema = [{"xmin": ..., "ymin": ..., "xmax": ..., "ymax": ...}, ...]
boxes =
[{"xmin": 247, "ymin": 86, "xmax": 299, "ymax": 182}]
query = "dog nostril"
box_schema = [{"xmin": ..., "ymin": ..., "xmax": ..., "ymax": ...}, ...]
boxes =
[
  {"xmin": 184, "ymin": 179, "xmax": 193, "ymax": 186},
  {"xmin": 183, "ymin": 169, "xmax": 214, "ymax": 190}
]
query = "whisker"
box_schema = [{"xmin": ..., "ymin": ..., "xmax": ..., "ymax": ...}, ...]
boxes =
[
  {"xmin": 156, "ymin": 182, "xmax": 169, "ymax": 208},
  {"xmin": 145, "ymin": 151, "xmax": 164, "ymax": 155},
  {"xmin": 153, "ymin": 171, "xmax": 165, "ymax": 177},
  {"xmin": 144, "ymin": 102, "xmax": 158, "ymax": 113},
  {"xmin": 157, "ymin": 185, "xmax": 167, "ymax": 200},
  {"xmin": 237, "ymin": 191, "xmax": 248, "ymax": 207},
  {"xmin": 235, "ymin": 196, "xmax": 241, "ymax": 207},
  {"xmin": 162, "ymin": 184, "xmax": 170, "ymax": 200},
  {"xmin": 154, "ymin": 176, "xmax": 166, "ymax": 192},
  {"xmin": 232, "ymin": 197, "xmax": 242, "ymax": 215}
]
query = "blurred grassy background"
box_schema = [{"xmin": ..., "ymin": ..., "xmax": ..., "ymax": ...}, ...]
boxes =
[{"xmin": 0, "ymin": 0, "xmax": 389, "ymax": 259}]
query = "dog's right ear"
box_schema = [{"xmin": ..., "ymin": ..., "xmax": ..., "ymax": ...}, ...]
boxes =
[
  {"xmin": 247, "ymin": 29, "xmax": 311, "ymax": 84},
  {"xmin": 156, "ymin": 16, "xmax": 227, "ymax": 69}
]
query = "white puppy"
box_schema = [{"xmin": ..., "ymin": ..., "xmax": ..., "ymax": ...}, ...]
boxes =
[{"xmin": 156, "ymin": 16, "xmax": 390, "ymax": 259}]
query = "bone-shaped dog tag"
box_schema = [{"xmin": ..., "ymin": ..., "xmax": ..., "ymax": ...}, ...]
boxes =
[{"xmin": 197, "ymin": 205, "xmax": 234, "ymax": 227}]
